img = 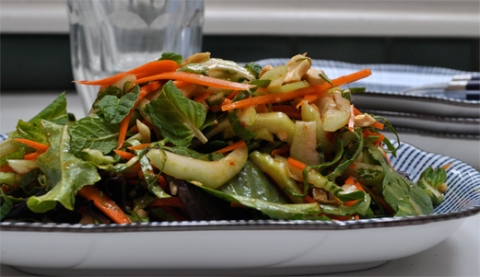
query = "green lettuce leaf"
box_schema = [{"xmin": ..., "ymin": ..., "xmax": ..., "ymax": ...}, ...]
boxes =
[
  {"xmin": 94, "ymin": 86, "xmax": 140, "ymax": 124},
  {"xmin": 27, "ymin": 121, "xmax": 101, "ymax": 213},
  {"xmin": 368, "ymin": 145, "xmax": 434, "ymax": 216},
  {"xmin": 158, "ymin": 52, "xmax": 182, "ymax": 65},
  {"xmin": 10, "ymin": 92, "xmax": 68, "ymax": 143},
  {"xmin": 68, "ymin": 115, "xmax": 119, "ymax": 156},
  {"xmin": 219, "ymin": 160, "xmax": 289, "ymax": 204},
  {"xmin": 146, "ymin": 81, "xmax": 207, "ymax": 146},
  {"xmin": 201, "ymin": 186, "xmax": 323, "ymax": 220}
]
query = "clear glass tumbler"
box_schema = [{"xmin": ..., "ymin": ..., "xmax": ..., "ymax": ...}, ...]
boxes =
[{"xmin": 67, "ymin": 0, "xmax": 204, "ymax": 113}]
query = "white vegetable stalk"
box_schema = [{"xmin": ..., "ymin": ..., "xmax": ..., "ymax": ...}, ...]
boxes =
[
  {"xmin": 146, "ymin": 147, "xmax": 248, "ymax": 189},
  {"xmin": 290, "ymin": 121, "xmax": 320, "ymax": 166}
]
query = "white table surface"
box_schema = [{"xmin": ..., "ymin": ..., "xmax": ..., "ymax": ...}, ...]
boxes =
[{"xmin": 1, "ymin": 91, "xmax": 479, "ymax": 276}]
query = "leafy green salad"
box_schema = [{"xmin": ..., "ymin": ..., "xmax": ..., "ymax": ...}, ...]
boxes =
[{"xmin": 0, "ymin": 53, "xmax": 448, "ymax": 224}]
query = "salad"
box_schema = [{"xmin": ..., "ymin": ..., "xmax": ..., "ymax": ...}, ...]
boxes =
[{"xmin": 0, "ymin": 53, "xmax": 448, "ymax": 224}]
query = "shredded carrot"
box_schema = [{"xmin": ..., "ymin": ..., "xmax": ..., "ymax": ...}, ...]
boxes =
[
  {"xmin": 222, "ymin": 68, "xmax": 372, "ymax": 111},
  {"xmin": 215, "ymin": 140, "xmax": 247, "ymax": 153},
  {"xmin": 13, "ymin": 138, "xmax": 49, "ymax": 153},
  {"xmin": 128, "ymin": 120, "xmax": 154, "ymax": 133},
  {"xmin": 24, "ymin": 152, "xmax": 39, "ymax": 161},
  {"xmin": 193, "ymin": 91, "xmax": 212, "ymax": 103},
  {"xmin": 157, "ymin": 175, "xmax": 168, "ymax": 190},
  {"xmin": 127, "ymin": 143, "xmax": 151, "ymax": 150},
  {"xmin": 353, "ymin": 106, "xmax": 362, "ymax": 116},
  {"xmin": 76, "ymin": 60, "xmax": 179, "ymax": 86},
  {"xmin": 287, "ymin": 157, "xmax": 307, "ymax": 171},
  {"xmin": 271, "ymin": 105, "xmax": 302, "ymax": 119},
  {"xmin": 221, "ymin": 98, "xmax": 232, "ymax": 107},
  {"xmin": 270, "ymin": 144, "xmax": 290, "ymax": 157},
  {"xmin": 344, "ymin": 176, "xmax": 365, "ymax": 207},
  {"xmin": 173, "ymin": 80, "xmax": 193, "ymax": 89},
  {"xmin": 114, "ymin": 149, "xmax": 135, "ymax": 160},
  {"xmin": 0, "ymin": 165, "xmax": 15, "ymax": 173},
  {"xmin": 149, "ymin": 197, "xmax": 184, "ymax": 208},
  {"xmin": 304, "ymin": 195, "xmax": 317, "ymax": 204},
  {"xmin": 226, "ymin": 90, "xmax": 240, "ymax": 100},
  {"xmin": 77, "ymin": 185, "xmax": 132, "ymax": 224},
  {"xmin": 348, "ymin": 104, "xmax": 355, "ymax": 132},
  {"xmin": 371, "ymin": 121, "xmax": 384, "ymax": 130},
  {"xmin": 117, "ymin": 81, "xmax": 161, "ymax": 149},
  {"xmin": 299, "ymin": 94, "xmax": 319, "ymax": 107},
  {"xmin": 363, "ymin": 129, "xmax": 385, "ymax": 146},
  {"xmin": 442, "ymin": 162, "xmax": 454, "ymax": 170},
  {"xmin": 135, "ymin": 71, "xmax": 255, "ymax": 91}
]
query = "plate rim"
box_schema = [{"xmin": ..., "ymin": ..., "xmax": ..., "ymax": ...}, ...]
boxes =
[{"xmin": 0, "ymin": 205, "xmax": 479, "ymax": 233}]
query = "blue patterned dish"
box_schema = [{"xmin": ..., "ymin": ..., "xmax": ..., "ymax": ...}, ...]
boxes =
[{"xmin": 1, "ymin": 138, "xmax": 479, "ymax": 276}]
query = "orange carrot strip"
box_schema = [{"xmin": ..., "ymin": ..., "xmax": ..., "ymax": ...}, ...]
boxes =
[
  {"xmin": 13, "ymin": 138, "xmax": 49, "ymax": 152},
  {"xmin": 304, "ymin": 195, "xmax": 317, "ymax": 204},
  {"xmin": 149, "ymin": 197, "xmax": 185, "ymax": 208},
  {"xmin": 344, "ymin": 177, "xmax": 365, "ymax": 207},
  {"xmin": 372, "ymin": 121, "xmax": 384, "ymax": 130},
  {"xmin": 114, "ymin": 149, "xmax": 135, "ymax": 160},
  {"xmin": 442, "ymin": 162, "xmax": 454, "ymax": 170},
  {"xmin": 76, "ymin": 60, "xmax": 179, "ymax": 86},
  {"xmin": 215, "ymin": 140, "xmax": 247, "ymax": 153},
  {"xmin": 348, "ymin": 104, "xmax": 355, "ymax": 132},
  {"xmin": 0, "ymin": 165, "xmax": 15, "ymax": 173},
  {"xmin": 117, "ymin": 82, "xmax": 161, "ymax": 149},
  {"xmin": 24, "ymin": 152, "xmax": 39, "ymax": 161},
  {"xmin": 271, "ymin": 105, "xmax": 302, "ymax": 119},
  {"xmin": 157, "ymin": 175, "xmax": 168, "ymax": 190},
  {"xmin": 77, "ymin": 186, "xmax": 132, "ymax": 224},
  {"xmin": 353, "ymin": 106, "xmax": 362, "ymax": 116},
  {"xmin": 222, "ymin": 68, "xmax": 372, "ymax": 111},
  {"xmin": 287, "ymin": 157, "xmax": 307, "ymax": 171},
  {"xmin": 271, "ymin": 144, "xmax": 290, "ymax": 157},
  {"xmin": 226, "ymin": 90, "xmax": 240, "ymax": 100},
  {"xmin": 173, "ymin": 80, "xmax": 193, "ymax": 89},
  {"xmin": 135, "ymin": 71, "xmax": 255, "ymax": 91},
  {"xmin": 193, "ymin": 91, "xmax": 212, "ymax": 103}
]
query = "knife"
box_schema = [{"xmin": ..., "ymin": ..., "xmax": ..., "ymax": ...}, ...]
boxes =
[{"xmin": 402, "ymin": 74, "xmax": 480, "ymax": 100}]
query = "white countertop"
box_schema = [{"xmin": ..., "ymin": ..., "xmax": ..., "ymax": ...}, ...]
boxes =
[
  {"xmin": 1, "ymin": 0, "xmax": 479, "ymax": 37},
  {"xmin": 0, "ymin": 91, "xmax": 479, "ymax": 276}
]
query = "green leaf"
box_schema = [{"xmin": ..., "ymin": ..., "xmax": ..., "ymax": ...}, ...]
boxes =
[
  {"xmin": 417, "ymin": 167, "xmax": 447, "ymax": 206},
  {"xmin": 321, "ymin": 192, "xmax": 371, "ymax": 216},
  {"xmin": 0, "ymin": 190, "xmax": 14, "ymax": 220},
  {"xmin": 27, "ymin": 121, "xmax": 101, "ymax": 213},
  {"xmin": 158, "ymin": 52, "xmax": 182, "ymax": 65},
  {"xmin": 244, "ymin": 62, "xmax": 262, "ymax": 78},
  {"xmin": 68, "ymin": 116, "xmax": 119, "ymax": 156},
  {"xmin": 146, "ymin": 81, "xmax": 207, "ymax": 146},
  {"xmin": 94, "ymin": 86, "xmax": 139, "ymax": 124},
  {"xmin": 201, "ymin": 186, "xmax": 323, "ymax": 220},
  {"xmin": 0, "ymin": 147, "xmax": 24, "ymax": 167},
  {"xmin": 28, "ymin": 92, "xmax": 69, "ymax": 125},
  {"xmin": 368, "ymin": 145, "xmax": 434, "ymax": 216},
  {"xmin": 138, "ymin": 151, "xmax": 170, "ymax": 198},
  {"xmin": 227, "ymin": 110, "xmax": 256, "ymax": 145},
  {"xmin": 219, "ymin": 160, "xmax": 289, "ymax": 204},
  {"xmin": 10, "ymin": 93, "xmax": 68, "ymax": 143}
]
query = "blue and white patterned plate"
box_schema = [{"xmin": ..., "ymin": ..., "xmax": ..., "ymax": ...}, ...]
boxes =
[{"xmin": 1, "ymin": 136, "xmax": 479, "ymax": 275}]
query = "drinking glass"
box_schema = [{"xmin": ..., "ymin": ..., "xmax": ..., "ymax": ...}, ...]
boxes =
[{"xmin": 67, "ymin": 0, "xmax": 204, "ymax": 113}]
